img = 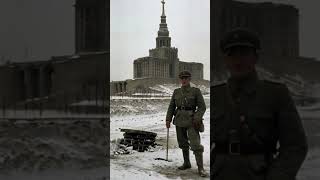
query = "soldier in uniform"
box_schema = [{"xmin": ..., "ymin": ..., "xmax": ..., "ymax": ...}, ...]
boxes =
[
  {"xmin": 166, "ymin": 71, "xmax": 207, "ymax": 177},
  {"xmin": 211, "ymin": 28, "xmax": 308, "ymax": 180}
]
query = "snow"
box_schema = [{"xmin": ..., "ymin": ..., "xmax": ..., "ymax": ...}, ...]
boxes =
[
  {"xmin": 70, "ymin": 100, "xmax": 105, "ymax": 106},
  {"xmin": 0, "ymin": 118, "xmax": 107, "ymax": 179},
  {"xmin": 149, "ymin": 84, "xmax": 179, "ymax": 96},
  {"xmin": 111, "ymin": 96, "xmax": 171, "ymax": 100},
  {"xmin": 149, "ymin": 83, "xmax": 210, "ymax": 96},
  {"xmin": 0, "ymin": 168, "xmax": 108, "ymax": 180},
  {"xmin": 110, "ymin": 96, "xmax": 210, "ymax": 179},
  {"xmin": 0, "ymin": 110, "xmax": 106, "ymax": 119}
]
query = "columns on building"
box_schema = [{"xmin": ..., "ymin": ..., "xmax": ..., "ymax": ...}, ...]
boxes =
[
  {"xmin": 39, "ymin": 66, "xmax": 45, "ymax": 97},
  {"xmin": 134, "ymin": 59, "xmax": 188, "ymax": 79},
  {"xmin": 113, "ymin": 81, "xmax": 127, "ymax": 95},
  {"xmin": 23, "ymin": 69, "xmax": 32, "ymax": 99},
  {"xmin": 134, "ymin": 63, "xmax": 137, "ymax": 78}
]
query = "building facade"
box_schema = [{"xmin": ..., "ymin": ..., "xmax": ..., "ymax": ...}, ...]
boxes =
[
  {"xmin": 0, "ymin": 0, "xmax": 108, "ymax": 107},
  {"xmin": 111, "ymin": 1, "xmax": 209, "ymax": 96},
  {"xmin": 133, "ymin": 0, "xmax": 204, "ymax": 80}
]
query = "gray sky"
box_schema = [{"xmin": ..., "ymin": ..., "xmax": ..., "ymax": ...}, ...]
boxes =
[
  {"xmin": 0, "ymin": 0, "xmax": 74, "ymax": 63},
  {"xmin": 110, "ymin": 0, "xmax": 211, "ymax": 81}
]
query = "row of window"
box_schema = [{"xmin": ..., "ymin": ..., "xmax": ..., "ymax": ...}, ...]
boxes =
[
  {"xmin": 135, "ymin": 61, "xmax": 172, "ymax": 78},
  {"xmin": 158, "ymin": 40, "xmax": 170, "ymax": 47}
]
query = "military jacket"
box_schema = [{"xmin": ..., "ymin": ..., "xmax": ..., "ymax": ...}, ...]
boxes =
[
  {"xmin": 166, "ymin": 84, "xmax": 206, "ymax": 127},
  {"xmin": 212, "ymin": 73, "xmax": 308, "ymax": 180}
]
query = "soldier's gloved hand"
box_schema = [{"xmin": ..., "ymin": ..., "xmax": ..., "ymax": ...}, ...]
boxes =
[
  {"xmin": 192, "ymin": 119, "xmax": 201, "ymax": 129},
  {"xmin": 166, "ymin": 121, "xmax": 171, "ymax": 128}
]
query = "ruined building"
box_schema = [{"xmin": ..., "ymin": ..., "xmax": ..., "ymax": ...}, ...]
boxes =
[{"xmin": 0, "ymin": 0, "xmax": 108, "ymax": 107}]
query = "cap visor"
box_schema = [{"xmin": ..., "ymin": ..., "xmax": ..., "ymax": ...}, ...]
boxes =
[{"xmin": 224, "ymin": 42, "xmax": 255, "ymax": 51}]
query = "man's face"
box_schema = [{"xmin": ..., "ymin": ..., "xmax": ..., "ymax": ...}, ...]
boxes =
[
  {"xmin": 180, "ymin": 77, "xmax": 191, "ymax": 86},
  {"xmin": 223, "ymin": 46, "xmax": 257, "ymax": 78}
]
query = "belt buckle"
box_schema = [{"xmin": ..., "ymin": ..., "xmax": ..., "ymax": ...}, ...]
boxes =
[{"xmin": 229, "ymin": 141, "xmax": 241, "ymax": 155}]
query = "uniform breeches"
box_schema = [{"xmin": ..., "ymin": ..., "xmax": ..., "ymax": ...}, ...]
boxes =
[{"xmin": 176, "ymin": 126, "xmax": 204, "ymax": 153}]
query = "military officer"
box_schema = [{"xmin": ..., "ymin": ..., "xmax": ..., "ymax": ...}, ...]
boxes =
[
  {"xmin": 166, "ymin": 70, "xmax": 207, "ymax": 177},
  {"xmin": 211, "ymin": 28, "xmax": 308, "ymax": 180}
]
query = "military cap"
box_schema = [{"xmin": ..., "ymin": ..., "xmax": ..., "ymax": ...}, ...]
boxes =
[
  {"xmin": 220, "ymin": 28, "xmax": 261, "ymax": 53},
  {"xmin": 179, "ymin": 70, "xmax": 192, "ymax": 78}
]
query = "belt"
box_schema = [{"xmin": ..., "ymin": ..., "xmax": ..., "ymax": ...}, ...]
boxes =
[
  {"xmin": 214, "ymin": 142, "xmax": 266, "ymax": 155},
  {"xmin": 177, "ymin": 107, "xmax": 195, "ymax": 111}
]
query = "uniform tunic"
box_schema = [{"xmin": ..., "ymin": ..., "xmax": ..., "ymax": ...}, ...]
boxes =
[{"xmin": 212, "ymin": 72, "xmax": 308, "ymax": 180}]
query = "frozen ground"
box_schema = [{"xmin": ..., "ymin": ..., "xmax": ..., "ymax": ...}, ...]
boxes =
[
  {"xmin": 110, "ymin": 97, "xmax": 210, "ymax": 180},
  {"xmin": 0, "ymin": 117, "xmax": 108, "ymax": 180}
]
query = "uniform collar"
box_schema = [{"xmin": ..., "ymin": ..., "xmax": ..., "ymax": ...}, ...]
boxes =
[{"xmin": 227, "ymin": 70, "xmax": 259, "ymax": 95}]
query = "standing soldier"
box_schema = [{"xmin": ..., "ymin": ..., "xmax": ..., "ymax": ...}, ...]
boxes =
[
  {"xmin": 212, "ymin": 28, "xmax": 308, "ymax": 180},
  {"xmin": 166, "ymin": 71, "xmax": 207, "ymax": 177}
]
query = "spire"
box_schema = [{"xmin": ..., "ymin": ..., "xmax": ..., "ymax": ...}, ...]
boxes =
[
  {"xmin": 161, "ymin": 0, "xmax": 165, "ymax": 16},
  {"xmin": 156, "ymin": 0, "xmax": 171, "ymax": 48}
]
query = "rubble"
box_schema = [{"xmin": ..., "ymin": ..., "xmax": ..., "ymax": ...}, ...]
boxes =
[{"xmin": 120, "ymin": 129, "xmax": 157, "ymax": 152}]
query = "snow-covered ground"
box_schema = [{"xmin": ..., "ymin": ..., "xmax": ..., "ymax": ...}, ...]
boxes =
[
  {"xmin": 0, "ymin": 109, "xmax": 106, "ymax": 119},
  {"xmin": 110, "ymin": 97, "xmax": 210, "ymax": 180},
  {"xmin": 0, "ymin": 118, "xmax": 108, "ymax": 180}
]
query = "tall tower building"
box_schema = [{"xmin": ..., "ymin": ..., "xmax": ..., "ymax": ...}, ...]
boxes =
[
  {"xmin": 75, "ymin": 0, "xmax": 108, "ymax": 53},
  {"xmin": 147, "ymin": 0, "xmax": 179, "ymax": 79},
  {"xmin": 133, "ymin": 0, "xmax": 203, "ymax": 80}
]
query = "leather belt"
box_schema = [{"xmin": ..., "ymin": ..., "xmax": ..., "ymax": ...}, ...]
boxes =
[
  {"xmin": 177, "ymin": 107, "xmax": 195, "ymax": 111},
  {"xmin": 214, "ymin": 142, "xmax": 266, "ymax": 155}
]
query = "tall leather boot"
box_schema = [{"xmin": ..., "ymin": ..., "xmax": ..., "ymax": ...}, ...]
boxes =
[
  {"xmin": 195, "ymin": 152, "xmax": 207, "ymax": 177},
  {"xmin": 178, "ymin": 150, "xmax": 191, "ymax": 170}
]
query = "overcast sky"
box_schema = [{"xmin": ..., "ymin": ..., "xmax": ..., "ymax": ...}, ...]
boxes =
[
  {"xmin": 0, "ymin": 0, "xmax": 74, "ymax": 63},
  {"xmin": 110, "ymin": 0, "xmax": 211, "ymax": 81}
]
